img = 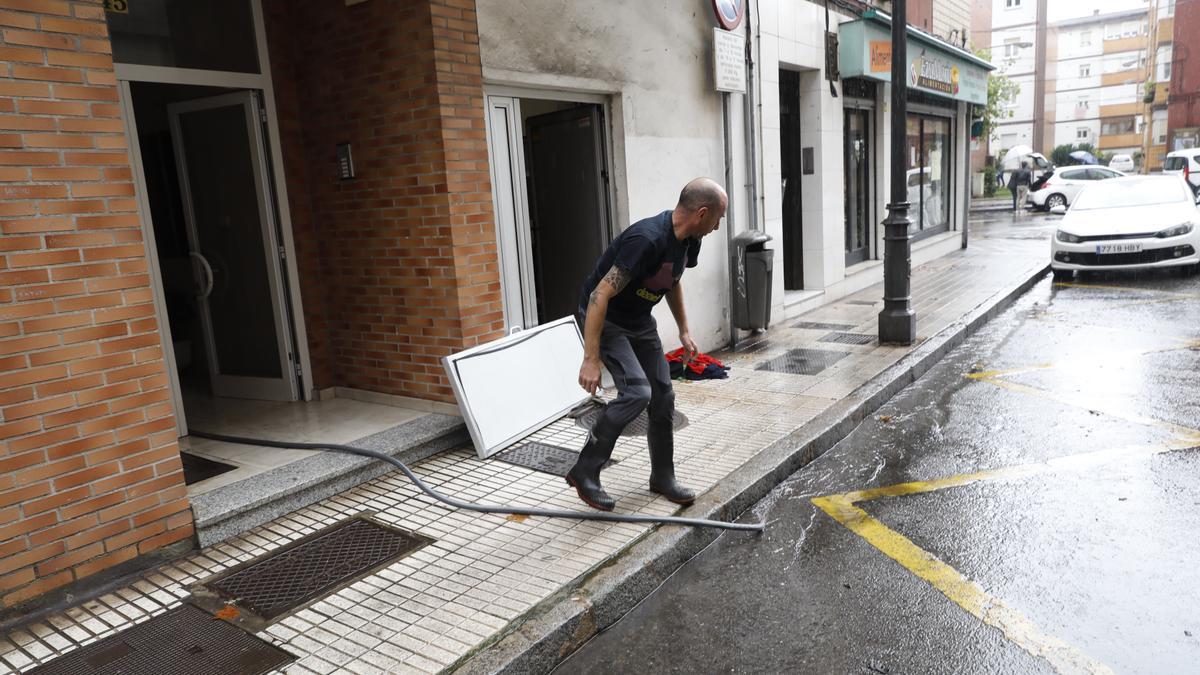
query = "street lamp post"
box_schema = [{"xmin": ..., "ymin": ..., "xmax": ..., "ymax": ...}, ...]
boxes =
[{"xmin": 879, "ymin": 0, "xmax": 917, "ymax": 344}]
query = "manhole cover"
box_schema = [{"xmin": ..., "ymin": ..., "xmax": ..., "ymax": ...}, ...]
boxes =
[
  {"xmin": 495, "ymin": 441, "xmax": 589, "ymax": 476},
  {"xmin": 574, "ymin": 407, "xmax": 689, "ymax": 436},
  {"xmin": 194, "ymin": 516, "xmax": 430, "ymax": 622},
  {"xmin": 180, "ymin": 452, "xmax": 237, "ymax": 485},
  {"xmin": 755, "ymin": 348, "xmax": 848, "ymax": 376},
  {"xmin": 26, "ymin": 604, "xmax": 293, "ymax": 675},
  {"xmin": 818, "ymin": 332, "xmax": 875, "ymax": 345},
  {"xmin": 792, "ymin": 321, "xmax": 856, "ymax": 331}
]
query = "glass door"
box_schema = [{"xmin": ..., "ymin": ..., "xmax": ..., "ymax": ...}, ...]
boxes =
[
  {"xmin": 844, "ymin": 108, "xmax": 871, "ymax": 265},
  {"xmin": 168, "ymin": 91, "xmax": 297, "ymax": 401}
]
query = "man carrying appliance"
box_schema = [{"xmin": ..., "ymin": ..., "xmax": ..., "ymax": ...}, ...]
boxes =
[{"xmin": 568, "ymin": 177, "xmax": 727, "ymax": 511}]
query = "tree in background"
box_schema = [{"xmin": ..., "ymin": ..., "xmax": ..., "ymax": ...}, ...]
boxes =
[{"xmin": 976, "ymin": 49, "xmax": 1020, "ymax": 148}]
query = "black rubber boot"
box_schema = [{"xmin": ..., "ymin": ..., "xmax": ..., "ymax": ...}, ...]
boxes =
[
  {"xmin": 566, "ymin": 431, "xmax": 616, "ymax": 511},
  {"xmin": 647, "ymin": 424, "xmax": 695, "ymax": 506}
]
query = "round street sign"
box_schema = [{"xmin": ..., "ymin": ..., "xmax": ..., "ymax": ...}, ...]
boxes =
[{"xmin": 712, "ymin": 0, "xmax": 744, "ymax": 30}]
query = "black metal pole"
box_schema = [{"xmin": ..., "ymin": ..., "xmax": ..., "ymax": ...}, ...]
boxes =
[{"xmin": 879, "ymin": 0, "xmax": 916, "ymax": 344}]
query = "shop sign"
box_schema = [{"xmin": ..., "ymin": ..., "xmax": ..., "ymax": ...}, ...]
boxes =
[
  {"xmin": 911, "ymin": 54, "xmax": 958, "ymax": 96},
  {"xmin": 869, "ymin": 41, "xmax": 891, "ymax": 73},
  {"xmin": 836, "ymin": 16, "xmax": 992, "ymax": 105}
]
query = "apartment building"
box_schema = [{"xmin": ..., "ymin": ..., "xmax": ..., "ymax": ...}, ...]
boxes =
[
  {"xmin": 989, "ymin": 0, "xmax": 1045, "ymax": 154},
  {"xmin": 1140, "ymin": 0, "xmax": 1174, "ymax": 171},
  {"xmin": 1053, "ymin": 7, "xmax": 1150, "ymax": 162}
]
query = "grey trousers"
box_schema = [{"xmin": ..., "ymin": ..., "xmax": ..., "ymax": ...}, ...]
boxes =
[{"xmin": 578, "ymin": 315, "xmax": 675, "ymax": 467}]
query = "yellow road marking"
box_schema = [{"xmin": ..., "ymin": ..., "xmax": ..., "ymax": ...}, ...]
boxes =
[
  {"xmin": 841, "ymin": 443, "xmax": 1188, "ymax": 504},
  {"xmin": 965, "ymin": 364, "xmax": 1053, "ymax": 380},
  {"xmin": 813, "ymin": 494, "xmax": 1116, "ymax": 675},
  {"xmin": 1052, "ymin": 281, "xmax": 1199, "ymax": 297},
  {"xmin": 981, "ymin": 378, "xmax": 1200, "ymax": 441}
]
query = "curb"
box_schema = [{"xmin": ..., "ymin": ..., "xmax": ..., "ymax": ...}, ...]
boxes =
[{"xmin": 450, "ymin": 262, "xmax": 1051, "ymax": 675}]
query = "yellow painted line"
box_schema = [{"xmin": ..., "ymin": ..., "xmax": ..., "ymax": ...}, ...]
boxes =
[
  {"xmin": 966, "ymin": 340, "xmax": 1200, "ymax": 382},
  {"xmin": 965, "ymin": 364, "xmax": 1053, "ymax": 380},
  {"xmin": 1052, "ymin": 281, "xmax": 1198, "ymax": 297},
  {"xmin": 983, "ymin": 378, "xmax": 1200, "ymax": 441},
  {"xmin": 842, "ymin": 443, "xmax": 1186, "ymax": 504},
  {"xmin": 813, "ymin": 494, "xmax": 1116, "ymax": 675}
]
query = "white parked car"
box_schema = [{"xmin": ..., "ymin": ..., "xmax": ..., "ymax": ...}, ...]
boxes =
[
  {"xmin": 1108, "ymin": 154, "xmax": 1136, "ymax": 172},
  {"xmin": 1162, "ymin": 148, "xmax": 1200, "ymax": 194},
  {"xmin": 1028, "ymin": 166, "xmax": 1124, "ymax": 210},
  {"xmin": 1050, "ymin": 176, "xmax": 1200, "ymax": 279}
]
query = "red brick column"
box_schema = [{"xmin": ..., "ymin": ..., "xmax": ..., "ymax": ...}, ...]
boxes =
[
  {"xmin": 0, "ymin": 0, "xmax": 191, "ymax": 612},
  {"xmin": 264, "ymin": 0, "xmax": 503, "ymax": 403}
]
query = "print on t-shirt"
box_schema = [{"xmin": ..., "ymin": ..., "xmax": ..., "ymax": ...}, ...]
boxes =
[{"xmin": 636, "ymin": 262, "xmax": 678, "ymax": 301}]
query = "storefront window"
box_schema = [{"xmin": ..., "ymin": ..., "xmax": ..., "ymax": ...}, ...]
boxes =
[
  {"xmin": 905, "ymin": 114, "xmax": 952, "ymax": 237},
  {"xmin": 844, "ymin": 108, "xmax": 871, "ymax": 265},
  {"xmin": 106, "ymin": 0, "xmax": 260, "ymax": 73}
]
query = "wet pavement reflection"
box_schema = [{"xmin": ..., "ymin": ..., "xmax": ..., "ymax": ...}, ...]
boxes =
[{"xmin": 558, "ymin": 214, "xmax": 1200, "ymax": 674}]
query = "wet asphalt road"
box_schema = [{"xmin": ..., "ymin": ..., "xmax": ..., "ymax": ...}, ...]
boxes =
[{"xmin": 558, "ymin": 212, "xmax": 1200, "ymax": 674}]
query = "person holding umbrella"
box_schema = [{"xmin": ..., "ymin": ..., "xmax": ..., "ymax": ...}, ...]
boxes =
[{"xmin": 1007, "ymin": 161, "xmax": 1032, "ymax": 213}]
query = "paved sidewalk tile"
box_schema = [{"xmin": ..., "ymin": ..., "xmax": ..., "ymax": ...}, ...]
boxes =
[{"xmin": 2, "ymin": 219, "xmax": 1050, "ymax": 674}]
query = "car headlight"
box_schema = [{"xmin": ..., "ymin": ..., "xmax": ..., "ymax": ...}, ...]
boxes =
[
  {"xmin": 1056, "ymin": 230, "xmax": 1081, "ymax": 243},
  {"xmin": 1156, "ymin": 222, "xmax": 1195, "ymax": 238}
]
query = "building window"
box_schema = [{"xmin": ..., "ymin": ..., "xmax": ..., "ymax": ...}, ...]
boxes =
[
  {"xmin": 1004, "ymin": 38, "xmax": 1021, "ymax": 58},
  {"xmin": 1077, "ymin": 98, "xmax": 1090, "ymax": 110},
  {"xmin": 1162, "ymin": 0, "xmax": 1176, "ymax": 18},
  {"xmin": 1157, "ymin": 44, "xmax": 1173, "ymax": 81},
  {"xmin": 905, "ymin": 114, "xmax": 952, "ymax": 239},
  {"xmin": 1006, "ymin": 0, "xmax": 1022, "ymax": 7},
  {"xmin": 1080, "ymin": 30, "xmax": 1092, "ymax": 47},
  {"xmin": 1077, "ymin": 127, "xmax": 1090, "ymax": 140},
  {"xmin": 1079, "ymin": 64, "xmax": 1091, "ymax": 77},
  {"xmin": 1101, "ymin": 117, "xmax": 1137, "ymax": 136}
]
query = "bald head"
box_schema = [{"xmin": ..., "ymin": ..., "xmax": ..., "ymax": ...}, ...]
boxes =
[
  {"xmin": 677, "ymin": 177, "xmax": 727, "ymax": 214},
  {"xmin": 672, "ymin": 177, "xmax": 727, "ymax": 239}
]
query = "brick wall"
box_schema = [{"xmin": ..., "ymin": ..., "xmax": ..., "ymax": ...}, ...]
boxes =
[
  {"xmin": 1167, "ymin": 0, "xmax": 1200, "ymax": 136},
  {"xmin": 0, "ymin": 0, "xmax": 191, "ymax": 612},
  {"xmin": 263, "ymin": 0, "xmax": 503, "ymax": 403}
]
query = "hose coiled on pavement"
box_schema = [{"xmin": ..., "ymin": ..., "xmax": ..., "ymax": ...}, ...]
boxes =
[{"xmin": 190, "ymin": 431, "xmax": 765, "ymax": 532}]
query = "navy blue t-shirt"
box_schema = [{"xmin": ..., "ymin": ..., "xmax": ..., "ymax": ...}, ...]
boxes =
[{"xmin": 578, "ymin": 210, "xmax": 701, "ymax": 328}]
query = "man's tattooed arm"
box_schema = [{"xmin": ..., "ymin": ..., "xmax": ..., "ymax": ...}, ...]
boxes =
[{"xmin": 589, "ymin": 265, "xmax": 632, "ymax": 308}]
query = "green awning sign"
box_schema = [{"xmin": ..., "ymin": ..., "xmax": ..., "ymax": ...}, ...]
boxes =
[{"xmin": 837, "ymin": 11, "xmax": 994, "ymax": 105}]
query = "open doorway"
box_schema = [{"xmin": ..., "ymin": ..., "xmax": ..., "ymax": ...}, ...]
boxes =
[
  {"xmin": 779, "ymin": 70, "xmax": 805, "ymax": 290},
  {"xmin": 127, "ymin": 81, "xmax": 298, "ymax": 414},
  {"xmin": 486, "ymin": 94, "xmax": 613, "ymax": 330}
]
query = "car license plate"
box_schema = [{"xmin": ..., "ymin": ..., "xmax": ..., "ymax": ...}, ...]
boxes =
[{"xmin": 1095, "ymin": 243, "xmax": 1142, "ymax": 254}]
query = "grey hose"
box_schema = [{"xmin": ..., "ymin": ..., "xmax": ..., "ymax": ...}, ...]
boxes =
[{"xmin": 190, "ymin": 431, "xmax": 764, "ymax": 532}]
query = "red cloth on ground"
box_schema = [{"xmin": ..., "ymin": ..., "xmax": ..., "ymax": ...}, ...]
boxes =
[{"xmin": 665, "ymin": 347, "xmax": 727, "ymax": 376}]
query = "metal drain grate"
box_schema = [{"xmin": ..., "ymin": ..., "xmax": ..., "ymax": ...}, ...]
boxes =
[
  {"xmin": 792, "ymin": 321, "xmax": 856, "ymax": 331},
  {"xmin": 196, "ymin": 516, "xmax": 430, "ymax": 622},
  {"xmin": 755, "ymin": 348, "xmax": 849, "ymax": 375},
  {"xmin": 495, "ymin": 441, "xmax": 583, "ymax": 476},
  {"xmin": 574, "ymin": 407, "xmax": 689, "ymax": 436},
  {"xmin": 844, "ymin": 300, "xmax": 877, "ymax": 306},
  {"xmin": 26, "ymin": 604, "xmax": 293, "ymax": 675},
  {"xmin": 818, "ymin": 332, "xmax": 876, "ymax": 345}
]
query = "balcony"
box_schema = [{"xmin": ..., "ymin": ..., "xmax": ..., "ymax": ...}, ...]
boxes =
[
  {"xmin": 1099, "ymin": 102, "xmax": 1141, "ymax": 118},
  {"xmin": 1098, "ymin": 132, "xmax": 1141, "ymax": 149},
  {"xmin": 1101, "ymin": 70, "xmax": 1141, "ymax": 87},
  {"xmin": 1157, "ymin": 17, "xmax": 1173, "ymax": 42},
  {"xmin": 1103, "ymin": 35, "xmax": 1145, "ymax": 54}
]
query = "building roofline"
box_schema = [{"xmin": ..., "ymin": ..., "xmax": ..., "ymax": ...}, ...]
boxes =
[{"xmin": 1054, "ymin": 8, "xmax": 1148, "ymax": 29}]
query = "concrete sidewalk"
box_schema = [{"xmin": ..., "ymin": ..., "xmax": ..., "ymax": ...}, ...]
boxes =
[{"xmin": 0, "ymin": 216, "xmax": 1052, "ymax": 675}]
